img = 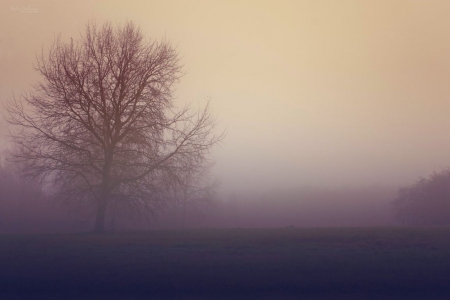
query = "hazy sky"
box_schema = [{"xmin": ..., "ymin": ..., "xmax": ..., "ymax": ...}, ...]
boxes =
[{"xmin": 2, "ymin": 0, "xmax": 450, "ymax": 192}]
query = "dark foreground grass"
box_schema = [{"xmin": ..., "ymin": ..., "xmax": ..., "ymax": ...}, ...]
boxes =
[{"xmin": 1, "ymin": 227, "xmax": 450, "ymax": 299}]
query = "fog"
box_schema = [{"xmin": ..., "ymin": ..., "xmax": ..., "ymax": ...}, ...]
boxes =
[
  {"xmin": 1, "ymin": 1, "xmax": 450, "ymax": 231},
  {"xmin": 0, "ymin": 166, "xmax": 396, "ymax": 232}
]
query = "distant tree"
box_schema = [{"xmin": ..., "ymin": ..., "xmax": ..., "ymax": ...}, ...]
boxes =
[
  {"xmin": 393, "ymin": 169, "xmax": 450, "ymax": 225},
  {"xmin": 164, "ymin": 160, "xmax": 219, "ymax": 228},
  {"xmin": 6, "ymin": 21, "xmax": 222, "ymax": 232}
]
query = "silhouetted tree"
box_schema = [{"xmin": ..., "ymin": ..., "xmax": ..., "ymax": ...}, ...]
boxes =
[
  {"xmin": 6, "ymin": 21, "xmax": 222, "ymax": 232},
  {"xmin": 393, "ymin": 169, "xmax": 450, "ymax": 225}
]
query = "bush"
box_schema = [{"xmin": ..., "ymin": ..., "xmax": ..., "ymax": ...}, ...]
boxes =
[{"xmin": 393, "ymin": 169, "xmax": 450, "ymax": 225}]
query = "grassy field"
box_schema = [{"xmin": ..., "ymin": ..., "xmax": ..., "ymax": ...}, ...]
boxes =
[{"xmin": 2, "ymin": 227, "xmax": 450, "ymax": 299}]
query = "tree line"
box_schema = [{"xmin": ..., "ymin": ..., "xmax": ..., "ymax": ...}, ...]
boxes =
[{"xmin": 393, "ymin": 169, "xmax": 450, "ymax": 225}]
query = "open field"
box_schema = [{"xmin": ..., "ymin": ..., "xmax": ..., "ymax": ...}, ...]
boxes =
[{"xmin": 2, "ymin": 227, "xmax": 450, "ymax": 299}]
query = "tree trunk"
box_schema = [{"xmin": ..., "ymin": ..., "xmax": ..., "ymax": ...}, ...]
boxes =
[
  {"xmin": 94, "ymin": 200, "xmax": 107, "ymax": 232},
  {"xmin": 95, "ymin": 150, "xmax": 113, "ymax": 232},
  {"xmin": 182, "ymin": 190, "xmax": 187, "ymax": 228},
  {"xmin": 94, "ymin": 179, "xmax": 110, "ymax": 232}
]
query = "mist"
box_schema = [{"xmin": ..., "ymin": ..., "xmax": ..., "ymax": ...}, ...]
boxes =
[
  {"xmin": 5, "ymin": 3, "xmax": 450, "ymax": 299},
  {"xmin": 1, "ymin": 0, "xmax": 450, "ymax": 232},
  {"xmin": 0, "ymin": 170, "xmax": 397, "ymax": 232}
]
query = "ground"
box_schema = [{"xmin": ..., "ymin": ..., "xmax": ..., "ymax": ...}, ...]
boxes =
[{"xmin": 1, "ymin": 227, "xmax": 450, "ymax": 299}]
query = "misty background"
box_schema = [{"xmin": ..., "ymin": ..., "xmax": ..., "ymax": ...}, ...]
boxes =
[{"xmin": 1, "ymin": 0, "xmax": 450, "ymax": 231}]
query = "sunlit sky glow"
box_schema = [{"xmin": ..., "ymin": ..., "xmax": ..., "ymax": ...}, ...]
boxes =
[{"xmin": 2, "ymin": 0, "xmax": 450, "ymax": 192}]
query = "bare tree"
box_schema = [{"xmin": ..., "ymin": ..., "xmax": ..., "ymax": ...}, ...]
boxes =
[{"xmin": 6, "ymin": 21, "xmax": 222, "ymax": 232}]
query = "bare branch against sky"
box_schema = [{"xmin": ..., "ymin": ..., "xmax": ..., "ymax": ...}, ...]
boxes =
[{"xmin": 5, "ymin": 21, "xmax": 223, "ymax": 232}]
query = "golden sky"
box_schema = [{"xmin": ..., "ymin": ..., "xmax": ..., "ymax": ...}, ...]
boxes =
[{"xmin": 2, "ymin": 0, "xmax": 450, "ymax": 191}]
